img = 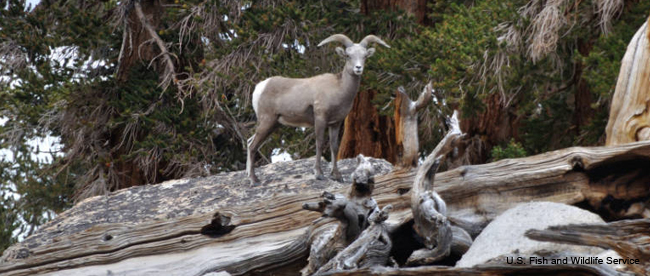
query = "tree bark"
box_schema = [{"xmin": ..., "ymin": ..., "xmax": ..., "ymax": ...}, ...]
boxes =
[
  {"xmin": 395, "ymin": 84, "xmax": 433, "ymax": 169},
  {"xmin": 3, "ymin": 141, "xmax": 650, "ymax": 275},
  {"xmin": 338, "ymin": 89, "xmax": 398, "ymax": 164},
  {"xmin": 458, "ymin": 93, "xmax": 520, "ymax": 165},
  {"xmin": 606, "ymin": 20, "xmax": 650, "ymax": 145}
]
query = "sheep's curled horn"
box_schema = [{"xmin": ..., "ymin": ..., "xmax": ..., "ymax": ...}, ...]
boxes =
[
  {"xmin": 317, "ymin": 34, "xmax": 391, "ymax": 48},
  {"xmin": 317, "ymin": 34, "xmax": 354, "ymax": 48},
  {"xmin": 359, "ymin": 35, "xmax": 391, "ymax": 48}
]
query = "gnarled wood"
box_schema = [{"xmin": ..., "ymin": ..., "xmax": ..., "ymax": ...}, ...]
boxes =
[
  {"xmin": 315, "ymin": 205, "xmax": 393, "ymax": 275},
  {"xmin": 405, "ymin": 225, "xmax": 472, "ymax": 266},
  {"xmin": 406, "ymin": 110, "xmax": 468, "ymax": 265},
  {"xmin": 395, "ymin": 83, "xmax": 433, "ymax": 169},
  {"xmin": 303, "ymin": 154, "xmax": 382, "ymax": 275},
  {"xmin": 411, "ymin": 111, "xmax": 463, "ymax": 251},
  {"xmin": 3, "ymin": 142, "xmax": 650, "ymax": 275},
  {"xmin": 527, "ymin": 219, "xmax": 650, "ymax": 275},
  {"xmin": 606, "ymin": 19, "xmax": 650, "ymax": 145}
]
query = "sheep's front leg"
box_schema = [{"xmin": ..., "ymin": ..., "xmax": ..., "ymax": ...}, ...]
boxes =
[
  {"xmin": 328, "ymin": 122, "xmax": 343, "ymax": 182},
  {"xmin": 314, "ymin": 117, "xmax": 327, "ymax": 180}
]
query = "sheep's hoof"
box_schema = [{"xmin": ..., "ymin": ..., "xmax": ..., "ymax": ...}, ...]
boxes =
[
  {"xmin": 249, "ymin": 178, "xmax": 261, "ymax": 187},
  {"xmin": 315, "ymin": 174, "xmax": 327, "ymax": 181},
  {"xmin": 330, "ymin": 172, "xmax": 343, "ymax": 182}
]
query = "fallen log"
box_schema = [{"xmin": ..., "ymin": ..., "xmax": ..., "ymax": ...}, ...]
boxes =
[
  {"xmin": 527, "ymin": 219, "xmax": 650, "ymax": 275},
  {"xmin": 2, "ymin": 141, "xmax": 650, "ymax": 275},
  {"xmin": 318, "ymin": 264, "xmax": 624, "ymax": 276}
]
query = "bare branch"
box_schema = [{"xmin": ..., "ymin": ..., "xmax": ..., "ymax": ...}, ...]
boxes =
[
  {"xmin": 414, "ymin": 82, "xmax": 433, "ymax": 111},
  {"xmin": 595, "ymin": 0, "xmax": 624, "ymax": 34},
  {"xmin": 525, "ymin": 0, "xmax": 568, "ymax": 62},
  {"xmin": 133, "ymin": 0, "xmax": 179, "ymax": 92}
]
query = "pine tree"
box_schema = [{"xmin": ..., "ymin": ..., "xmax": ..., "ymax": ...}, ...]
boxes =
[{"xmin": 1, "ymin": 0, "xmax": 648, "ymax": 252}]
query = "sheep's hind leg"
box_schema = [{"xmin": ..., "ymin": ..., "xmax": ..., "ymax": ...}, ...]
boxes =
[
  {"xmin": 246, "ymin": 118, "xmax": 278, "ymax": 186},
  {"xmin": 314, "ymin": 117, "xmax": 327, "ymax": 180},
  {"xmin": 328, "ymin": 122, "xmax": 343, "ymax": 182}
]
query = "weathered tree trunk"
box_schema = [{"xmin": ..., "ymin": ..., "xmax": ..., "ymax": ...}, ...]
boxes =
[
  {"xmin": 395, "ymin": 84, "xmax": 433, "ymax": 169},
  {"xmin": 410, "ymin": 111, "xmax": 463, "ymax": 262},
  {"xmin": 3, "ymin": 141, "xmax": 650, "ymax": 275},
  {"xmin": 527, "ymin": 219, "xmax": 650, "ymax": 275},
  {"xmin": 606, "ymin": 19, "xmax": 650, "ymax": 145},
  {"xmin": 458, "ymin": 93, "xmax": 521, "ymax": 165}
]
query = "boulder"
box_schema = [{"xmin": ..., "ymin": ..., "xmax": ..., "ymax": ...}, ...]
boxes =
[{"xmin": 456, "ymin": 201, "xmax": 605, "ymax": 267}]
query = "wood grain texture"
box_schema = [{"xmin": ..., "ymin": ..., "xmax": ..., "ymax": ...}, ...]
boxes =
[
  {"xmin": 606, "ymin": 20, "xmax": 650, "ymax": 145},
  {"xmin": 337, "ymin": 89, "xmax": 398, "ymax": 163},
  {"xmin": 2, "ymin": 142, "xmax": 650, "ymax": 275},
  {"xmin": 527, "ymin": 219, "xmax": 650, "ymax": 275},
  {"xmin": 395, "ymin": 84, "xmax": 432, "ymax": 169},
  {"xmin": 410, "ymin": 110, "xmax": 462, "ymax": 257},
  {"xmin": 318, "ymin": 264, "xmax": 620, "ymax": 276}
]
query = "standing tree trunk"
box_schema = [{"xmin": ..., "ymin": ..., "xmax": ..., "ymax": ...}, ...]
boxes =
[
  {"xmin": 395, "ymin": 84, "xmax": 433, "ymax": 168},
  {"xmin": 458, "ymin": 93, "xmax": 521, "ymax": 165},
  {"xmin": 338, "ymin": 89, "xmax": 398, "ymax": 164},
  {"xmin": 606, "ymin": 19, "xmax": 650, "ymax": 145}
]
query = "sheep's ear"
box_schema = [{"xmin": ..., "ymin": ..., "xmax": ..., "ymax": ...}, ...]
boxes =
[
  {"xmin": 335, "ymin": 47, "xmax": 346, "ymax": 57},
  {"xmin": 366, "ymin": 48, "xmax": 376, "ymax": 57}
]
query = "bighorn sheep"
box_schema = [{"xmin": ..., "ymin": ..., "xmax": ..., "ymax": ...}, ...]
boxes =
[{"xmin": 246, "ymin": 34, "xmax": 390, "ymax": 185}]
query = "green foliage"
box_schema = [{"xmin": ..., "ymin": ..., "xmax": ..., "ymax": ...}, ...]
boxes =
[
  {"xmin": 1, "ymin": 0, "xmax": 649, "ymax": 252},
  {"xmin": 490, "ymin": 139, "xmax": 528, "ymax": 161},
  {"xmin": 0, "ymin": 189, "xmax": 19, "ymax": 252}
]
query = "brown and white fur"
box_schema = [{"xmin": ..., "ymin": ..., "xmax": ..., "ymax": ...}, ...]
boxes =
[{"xmin": 246, "ymin": 34, "xmax": 390, "ymax": 185}]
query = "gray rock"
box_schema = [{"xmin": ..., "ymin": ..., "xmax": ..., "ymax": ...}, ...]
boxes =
[{"xmin": 456, "ymin": 201, "xmax": 605, "ymax": 267}]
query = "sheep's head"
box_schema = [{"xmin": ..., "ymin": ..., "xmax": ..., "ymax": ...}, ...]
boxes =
[{"xmin": 318, "ymin": 34, "xmax": 390, "ymax": 76}]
